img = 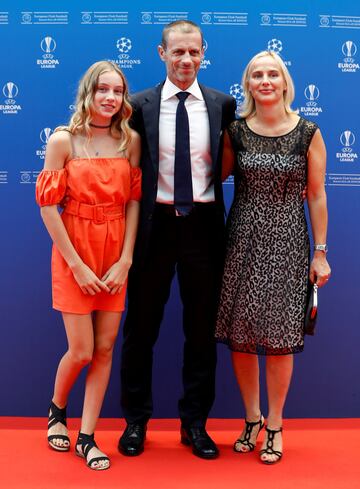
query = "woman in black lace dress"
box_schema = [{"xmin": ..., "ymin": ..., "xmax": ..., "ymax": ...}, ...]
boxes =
[{"xmin": 215, "ymin": 51, "xmax": 331, "ymax": 463}]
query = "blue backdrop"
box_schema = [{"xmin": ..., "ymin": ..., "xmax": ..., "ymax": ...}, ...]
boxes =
[{"xmin": 0, "ymin": 0, "xmax": 359, "ymax": 418}]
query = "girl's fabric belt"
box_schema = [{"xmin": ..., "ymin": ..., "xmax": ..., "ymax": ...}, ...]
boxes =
[{"xmin": 63, "ymin": 199, "xmax": 124, "ymax": 223}]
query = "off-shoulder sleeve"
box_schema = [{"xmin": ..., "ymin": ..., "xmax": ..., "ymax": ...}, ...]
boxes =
[
  {"xmin": 35, "ymin": 169, "xmax": 67, "ymax": 206},
  {"xmin": 129, "ymin": 167, "xmax": 142, "ymax": 201}
]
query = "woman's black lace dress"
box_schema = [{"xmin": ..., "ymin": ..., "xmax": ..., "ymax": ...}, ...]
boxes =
[{"xmin": 215, "ymin": 117, "xmax": 318, "ymax": 355}]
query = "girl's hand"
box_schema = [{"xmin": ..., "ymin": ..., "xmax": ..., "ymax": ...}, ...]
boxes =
[
  {"xmin": 72, "ymin": 262, "xmax": 110, "ymax": 295},
  {"xmin": 102, "ymin": 259, "xmax": 132, "ymax": 295}
]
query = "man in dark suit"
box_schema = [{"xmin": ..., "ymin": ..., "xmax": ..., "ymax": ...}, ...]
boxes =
[{"xmin": 118, "ymin": 20, "xmax": 236, "ymax": 459}]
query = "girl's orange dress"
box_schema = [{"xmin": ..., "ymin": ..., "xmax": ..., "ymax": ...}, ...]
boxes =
[{"xmin": 36, "ymin": 157, "xmax": 141, "ymax": 314}]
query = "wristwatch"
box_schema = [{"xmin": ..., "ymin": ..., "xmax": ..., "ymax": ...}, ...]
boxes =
[{"xmin": 314, "ymin": 244, "xmax": 328, "ymax": 253}]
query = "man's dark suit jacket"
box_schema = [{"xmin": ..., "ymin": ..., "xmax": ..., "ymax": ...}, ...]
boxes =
[{"xmin": 130, "ymin": 81, "xmax": 237, "ymax": 262}]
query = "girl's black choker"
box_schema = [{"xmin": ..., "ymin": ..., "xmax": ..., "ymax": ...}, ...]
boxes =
[{"xmin": 89, "ymin": 123, "xmax": 111, "ymax": 129}]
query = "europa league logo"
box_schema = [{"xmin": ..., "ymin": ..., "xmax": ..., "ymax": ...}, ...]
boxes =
[
  {"xmin": 342, "ymin": 40, "xmax": 357, "ymax": 58},
  {"xmin": 3, "ymin": 82, "xmax": 18, "ymax": 103},
  {"xmin": 304, "ymin": 84, "xmax": 320, "ymax": 101},
  {"xmin": 40, "ymin": 127, "xmax": 53, "ymax": 146},
  {"xmin": 41, "ymin": 36, "xmax": 56, "ymax": 60},
  {"xmin": 340, "ymin": 130, "xmax": 355, "ymax": 148},
  {"xmin": 41, "ymin": 36, "xmax": 56, "ymax": 53}
]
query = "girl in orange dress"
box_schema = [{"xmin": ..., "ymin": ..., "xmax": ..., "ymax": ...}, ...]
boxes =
[{"xmin": 36, "ymin": 61, "xmax": 141, "ymax": 470}]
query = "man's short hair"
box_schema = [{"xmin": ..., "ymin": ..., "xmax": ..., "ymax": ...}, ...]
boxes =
[{"xmin": 161, "ymin": 20, "xmax": 204, "ymax": 49}]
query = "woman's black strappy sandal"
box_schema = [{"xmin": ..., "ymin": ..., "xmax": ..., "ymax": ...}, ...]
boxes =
[
  {"xmin": 75, "ymin": 432, "xmax": 110, "ymax": 470},
  {"xmin": 47, "ymin": 401, "xmax": 70, "ymax": 452},
  {"xmin": 259, "ymin": 427, "xmax": 283, "ymax": 464},
  {"xmin": 234, "ymin": 414, "xmax": 265, "ymax": 452}
]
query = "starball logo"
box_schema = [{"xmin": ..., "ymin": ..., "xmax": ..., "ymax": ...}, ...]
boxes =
[
  {"xmin": 108, "ymin": 37, "xmax": 141, "ymax": 70},
  {"xmin": 300, "ymin": 84, "xmax": 323, "ymax": 117},
  {"xmin": 267, "ymin": 38, "xmax": 283, "ymax": 54},
  {"xmin": 1, "ymin": 81, "xmax": 21, "ymax": 114},
  {"xmin": 336, "ymin": 130, "xmax": 358, "ymax": 162},
  {"xmin": 229, "ymin": 83, "xmax": 244, "ymax": 115},
  {"xmin": 37, "ymin": 36, "xmax": 60, "ymax": 69},
  {"xmin": 338, "ymin": 40, "xmax": 359, "ymax": 73},
  {"xmin": 117, "ymin": 37, "xmax": 132, "ymax": 53},
  {"xmin": 267, "ymin": 39, "xmax": 291, "ymax": 66}
]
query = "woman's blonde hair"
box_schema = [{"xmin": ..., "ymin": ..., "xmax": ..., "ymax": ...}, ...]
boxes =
[
  {"xmin": 240, "ymin": 51, "xmax": 297, "ymax": 118},
  {"xmin": 56, "ymin": 61, "xmax": 132, "ymax": 152}
]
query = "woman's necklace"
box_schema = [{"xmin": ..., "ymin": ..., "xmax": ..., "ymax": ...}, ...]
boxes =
[
  {"xmin": 82, "ymin": 137, "xmax": 103, "ymax": 158},
  {"xmin": 88, "ymin": 139, "xmax": 101, "ymax": 157},
  {"xmin": 86, "ymin": 131, "xmax": 110, "ymax": 157},
  {"xmin": 86, "ymin": 136, "xmax": 118, "ymax": 157}
]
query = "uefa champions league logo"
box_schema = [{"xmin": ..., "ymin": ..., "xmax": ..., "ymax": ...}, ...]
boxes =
[
  {"xmin": 3, "ymin": 82, "xmax": 18, "ymax": 102},
  {"xmin": 230, "ymin": 84, "xmax": 244, "ymax": 103},
  {"xmin": 267, "ymin": 39, "xmax": 283, "ymax": 54},
  {"xmin": 112, "ymin": 37, "xmax": 141, "ymax": 70},
  {"xmin": 266, "ymin": 39, "xmax": 291, "ymax": 66},
  {"xmin": 117, "ymin": 37, "xmax": 132, "ymax": 54},
  {"xmin": 230, "ymin": 83, "xmax": 244, "ymax": 114}
]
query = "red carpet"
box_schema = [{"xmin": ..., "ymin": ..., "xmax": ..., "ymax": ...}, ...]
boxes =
[{"xmin": 0, "ymin": 418, "xmax": 359, "ymax": 489}]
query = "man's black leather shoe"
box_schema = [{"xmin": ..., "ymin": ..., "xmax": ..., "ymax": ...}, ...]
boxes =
[
  {"xmin": 118, "ymin": 423, "xmax": 147, "ymax": 456},
  {"xmin": 180, "ymin": 426, "xmax": 219, "ymax": 459}
]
